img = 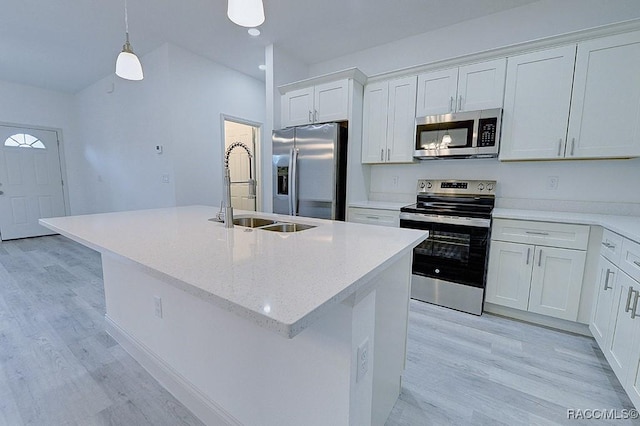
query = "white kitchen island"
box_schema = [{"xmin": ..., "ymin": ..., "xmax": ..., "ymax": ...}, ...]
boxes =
[{"xmin": 40, "ymin": 206, "xmax": 426, "ymax": 426}]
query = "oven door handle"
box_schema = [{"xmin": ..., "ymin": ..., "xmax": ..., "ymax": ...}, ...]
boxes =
[{"xmin": 399, "ymin": 212, "xmax": 491, "ymax": 228}]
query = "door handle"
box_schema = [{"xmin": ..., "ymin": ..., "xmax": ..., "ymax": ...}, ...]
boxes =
[
  {"xmin": 570, "ymin": 138, "xmax": 575, "ymax": 156},
  {"xmin": 625, "ymin": 286, "xmax": 635, "ymax": 313},
  {"xmin": 601, "ymin": 242, "xmax": 616, "ymax": 250},
  {"xmin": 288, "ymin": 148, "xmax": 295, "ymax": 216},
  {"xmin": 526, "ymin": 231, "xmax": 549, "ymax": 236},
  {"xmin": 558, "ymin": 139, "xmax": 563, "ymax": 157},
  {"xmin": 292, "ymin": 148, "xmax": 299, "ymax": 216},
  {"xmin": 604, "ymin": 269, "xmax": 614, "ymax": 290},
  {"xmin": 380, "ymin": 149, "xmax": 384, "ymax": 162},
  {"xmin": 631, "ymin": 289, "xmax": 639, "ymax": 320},
  {"xmin": 525, "ymin": 247, "xmax": 531, "ymax": 265},
  {"xmin": 387, "ymin": 148, "xmax": 391, "ymax": 161},
  {"xmin": 634, "ymin": 260, "xmax": 640, "ymax": 268},
  {"xmin": 314, "ymin": 109, "xmax": 318, "ymax": 122},
  {"xmin": 458, "ymin": 95, "xmax": 463, "ymax": 111},
  {"xmin": 538, "ymin": 249, "xmax": 543, "ymax": 267},
  {"xmin": 449, "ymin": 97, "xmax": 454, "ymax": 113},
  {"xmin": 308, "ymin": 110, "xmax": 313, "ymax": 123}
]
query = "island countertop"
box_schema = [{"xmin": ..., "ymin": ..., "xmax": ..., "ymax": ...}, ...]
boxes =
[{"xmin": 40, "ymin": 205, "xmax": 427, "ymax": 338}]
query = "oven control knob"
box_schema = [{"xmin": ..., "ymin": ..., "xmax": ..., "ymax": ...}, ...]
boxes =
[
  {"xmin": 426, "ymin": 181, "xmax": 433, "ymax": 189},
  {"xmin": 477, "ymin": 183, "xmax": 485, "ymax": 191},
  {"xmin": 434, "ymin": 269, "xmax": 440, "ymax": 274},
  {"xmin": 419, "ymin": 181, "xmax": 426, "ymax": 190},
  {"xmin": 487, "ymin": 183, "xmax": 494, "ymax": 191}
]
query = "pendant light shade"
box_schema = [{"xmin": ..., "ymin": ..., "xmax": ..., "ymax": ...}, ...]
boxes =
[
  {"xmin": 115, "ymin": 0, "xmax": 144, "ymax": 81},
  {"xmin": 227, "ymin": 0, "xmax": 265, "ymax": 28}
]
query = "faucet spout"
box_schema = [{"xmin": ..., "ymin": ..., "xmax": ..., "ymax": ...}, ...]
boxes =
[{"xmin": 222, "ymin": 142, "xmax": 256, "ymax": 228}]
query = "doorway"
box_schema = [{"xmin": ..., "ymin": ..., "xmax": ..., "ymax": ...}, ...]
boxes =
[
  {"xmin": 0, "ymin": 124, "xmax": 67, "ymax": 240},
  {"xmin": 222, "ymin": 117, "xmax": 261, "ymax": 212}
]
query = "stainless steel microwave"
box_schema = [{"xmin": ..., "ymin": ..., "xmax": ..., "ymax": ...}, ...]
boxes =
[{"xmin": 414, "ymin": 108, "xmax": 502, "ymax": 159}]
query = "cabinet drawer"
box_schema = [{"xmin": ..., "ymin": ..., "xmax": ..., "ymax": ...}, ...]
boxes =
[
  {"xmin": 620, "ymin": 238, "xmax": 640, "ymax": 283},
  {"xmin": 491, "ymin": 218, "xmax": 589, "ymax": 250},
  {"xmin": 601, "ymin": 229, "xmax": 624, "ymax": 264},
  {"xmin": 348, "ymin": 207, "xmax": 399, "ymax": 227}
]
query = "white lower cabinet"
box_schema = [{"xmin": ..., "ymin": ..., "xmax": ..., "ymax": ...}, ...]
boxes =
[
  {"xmin": 589, "ymin": 256, "xmax": 617, "ymax": 348},
  {"xmin": 590, "ymin": 229, "xmax": 640, "ymax": 410},
  {"xmin": 486, "ymin": 219, "xmax": 589, "ymax": 322},
  {"xmin": 348, "ymin": 207, "xmax": 400, "ymax": 227}
]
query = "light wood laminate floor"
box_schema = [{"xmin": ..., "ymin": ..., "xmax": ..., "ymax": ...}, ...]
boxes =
[{"xmin": 0, "ymin": 235, "xmax": 638, "ymax": 425}]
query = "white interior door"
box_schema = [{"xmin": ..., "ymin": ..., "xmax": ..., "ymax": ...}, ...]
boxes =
[
  {"xmin": 0, "ymin": 125, "xmax": 66, "ymax": 240},
  {"xmin": 224, "ymin": 120, "xmax": 257, "ymax": 212}
]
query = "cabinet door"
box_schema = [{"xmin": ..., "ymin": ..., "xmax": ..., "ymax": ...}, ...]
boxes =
[
  {"xmin": 528, "ymin": 246, "xmax": 585, "ymax": 321},
  {"xmin": 386, "ymin": 76, "xmax": 417, "ymax": 163},
  {"xmin": 416, "ymin": 68, "xmax": 458, "ymax": 116},
  {"xmin": 281, "ymin": 87, "xmax": 314, "ymax": 127},
  {"xmin": 485, "ymin": 241, "xmax": 533, "ymax": 310},
  {"xmin": 457, "ymin": 58, "xmax": 506, "ymax": 112},
  {"xmin": 500, "ymin": 45, "xmax": 576, "ymax": 160},
  {"xmin": 361, "ymin": 82, "xmax": 389, "ymax": 164},
  {"xmin": 626, "ymin": 304, "xmax": 640, "ymax": 409},
  {"xmin": 590, "ymin": 256, "xmax": 618, "ymax": 348},
  {"xmin": 314, "ymin": 79, "xmax": 349, "ymax": 123},
  {"xmin": 567, "ymin": 31, "xmax": 640, "ymax": 159},
  {"xmin": 605, "ymin": 272, "xmax": 639, "ymax": 381}
]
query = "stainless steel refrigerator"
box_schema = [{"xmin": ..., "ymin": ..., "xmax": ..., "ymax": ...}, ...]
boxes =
[{"xmin": 272, "ymin": 123, "xmax": 348, "ymax": 221}]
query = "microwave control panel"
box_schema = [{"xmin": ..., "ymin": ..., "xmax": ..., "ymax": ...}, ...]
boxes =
[{"xmin": 478, "ymin": 118, "xmax": 497, "ymax": 147}]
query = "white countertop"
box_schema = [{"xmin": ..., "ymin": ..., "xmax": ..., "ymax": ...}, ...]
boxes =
[
  {"xmin": 40, "ymin": 206, "xmax": 426, "ymax": 338},
  {"xmin": 493, "ymin": 208, "xmax": 640, "ymax": 244}
]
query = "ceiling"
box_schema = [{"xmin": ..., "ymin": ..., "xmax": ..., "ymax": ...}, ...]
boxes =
[{"xmin": 1, "ymin": 0, "xmax": 539, "ymax": 93}]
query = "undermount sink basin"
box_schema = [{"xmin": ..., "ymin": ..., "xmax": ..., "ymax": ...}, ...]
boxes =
[
  {"xmin": 260, "ymin": 223, "xmax": 316, "ymax": 233},
  {"xmin": 232, "ymin": 217, "xmax": 278, "ymax": 228}
]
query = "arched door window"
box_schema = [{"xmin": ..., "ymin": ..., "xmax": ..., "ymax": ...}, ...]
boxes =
[{"xmin": 4, "ymin": 133, "xmax": 46, "ymax": 149}]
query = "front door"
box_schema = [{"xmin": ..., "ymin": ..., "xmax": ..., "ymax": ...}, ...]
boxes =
[{"xmin": 0, "ymin": 125, "xmax": 66, "ymax": 240}]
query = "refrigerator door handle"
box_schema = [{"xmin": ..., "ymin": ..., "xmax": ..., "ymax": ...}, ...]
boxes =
[
  {"xmin": 291, "ymin": 148, "xmax": 299, "ymax": 216},
  {"xmin": 288, "ymin": 148, "xmax": 294, "ymax": 215}
]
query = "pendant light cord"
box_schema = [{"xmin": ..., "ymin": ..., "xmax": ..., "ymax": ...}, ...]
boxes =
[{"xmin": 124, "ymin": 0, "xmax": 130, "ymax": 37}]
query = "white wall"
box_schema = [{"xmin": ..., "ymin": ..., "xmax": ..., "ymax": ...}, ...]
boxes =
[
  {"xmin": 304, "ymin": 0, "xmax": 640, "ymax": 210},
  {"xmin": 71, "ymin": 43, "xmax": 265, "ymax": 214},
  {"xmin": 309, "ymin": 0, "xmax": 640, "ymax": 77},
  {"xmin": 72, "ymin": 45, "xmax": 175, "ymax": 214},
  {"xmin": 0, "ymin": 80, "xmax": 76, "ymax": 212},
  {"xmin": 167, "ymin": 44, "xmax": 265, "ymax": 208}
]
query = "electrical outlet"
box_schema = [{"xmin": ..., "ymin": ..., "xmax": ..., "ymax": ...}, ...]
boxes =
[
  {"xmin": 154, "ymin": 296, "xmax": 163, "ymax": 318},
  {"xmin": 161, "ymin": 174, "xmax": 170, "ymax": 184},
  {"xmin": 356, "ymin": 338, "xmax": 369, "ymax": 382},
  {"xmin": 547, "ymin": 176, "xmax": 559, "ymax": 190},
  {"xmin": 392, "ymin": 176, "xmax": 399, "ymax": 188}
]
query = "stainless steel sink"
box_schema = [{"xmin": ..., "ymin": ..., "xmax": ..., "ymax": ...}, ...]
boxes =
[
  {"xmin": 260, "ymin": 223, "xmax": 316, "ymax": 233},
  {"xmin": 232, "ymin": 217, "xmax": 278, "ymax": 228}
]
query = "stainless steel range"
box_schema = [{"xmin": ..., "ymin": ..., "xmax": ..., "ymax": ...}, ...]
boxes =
[{"xmin": 399, "ymin": 179, "xmax": 496, "ymax": 315}]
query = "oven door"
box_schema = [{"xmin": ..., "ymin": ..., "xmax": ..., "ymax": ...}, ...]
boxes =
[{"xmin": 400, "ymin": 217, "xmax": 489, "ymax": 288}]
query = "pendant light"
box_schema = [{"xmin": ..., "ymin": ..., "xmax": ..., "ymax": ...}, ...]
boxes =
[
  {"xmin": 227, "ymin": 0, "xmax": 265, "ymax": 28},
  {"xmin": 115, "ymin": 0, "xmax": 144, "ymax": 81}
]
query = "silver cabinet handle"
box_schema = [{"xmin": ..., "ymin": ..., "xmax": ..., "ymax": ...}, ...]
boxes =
[
  {"xmin": 526, "ymin": 231, "xmax": 549, "ymax": 236},
  {"xmin": 634, "ymin": 260, "xmax": 640, "ymax": 268},
  {"xmin": 458, "ymin": 95, "xmax": 463, "ymax": 111},
  {"xmin": 604, "ymin": 269, "xmax": 614, "ymax": 290},
  {"xmin": 314, "ymin": 109, "xmax": 318, "ymax": 122},
  {"xmin": 308, "ymin": 110, "xmax": 313, "ymax": 123},
  {"xmin": 538, "ymin": 249, "xmax": 543, "ymax": 267},
  {"xmin": 558, "ymin": 139, "xmax": 563, "ymax": 157},
  {"xmin": 601, "ymin": 242, "xmax": 616, "ymax": 250},
  {"xmin": 570, "ymin": 137, "xmax": 575, "ymax": 156},
  {"xmin": 625, "ymin": 286, "xmax": 635, "ymax": 313},
  {"xmin": 631, "ymin": 289, "xmax": 639, "ymax": 319},
  {"xmin": 525, "ymin": 247, "xmax": 531, "ymax": 265},
  {"xmin": 449, "ymin": 97, "xmax": 454, "ymax": 112},
  {"xmin": 366, "ymin": 216, "xmax": 380, "ymax": 220},
  {"xmin": 380, "ymin": 149, "xmax": 384, "ymax": 162},
  {"xmin": 387, "ymin": 148, "xmax": 391, "ymax": 161}
]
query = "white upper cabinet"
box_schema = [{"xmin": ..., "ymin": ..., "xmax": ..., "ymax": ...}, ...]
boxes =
[
  {"xmin": 500, "ymin": 45, "xmax": 576, "ymax": 160},
  {"xmin": 501, "ymin": 30, "xmax": 640, "ymax": 161},
  {"xmin": 567, "ymin": 31, "xmax": 640, "ymax": 159},
  {"xmin": 281, "ymin": 79, "xmax": 349, "ymax": 127},
  {"xmin": 362, "ymin": 76, "xmax": 416, "ymax": 164},
  {"xmin": 416, "ymin": 58, "xmax": 506, "ymax": 116}
]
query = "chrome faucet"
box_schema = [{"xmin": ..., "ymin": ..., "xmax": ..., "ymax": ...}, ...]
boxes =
[{"xmin": 218, "ymin": 142, "xmax": 256, "ymax": 228}]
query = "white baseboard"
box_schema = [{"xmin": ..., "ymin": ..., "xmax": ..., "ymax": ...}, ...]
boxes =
[
  {"xmin": 105, "ymin": 315, "xmax": 242, "ymax": 426},
  {"xmin": 484, "ymin": 303, "xmax": 592, "ymax": 337}
]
